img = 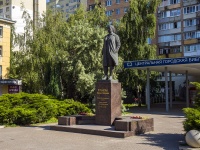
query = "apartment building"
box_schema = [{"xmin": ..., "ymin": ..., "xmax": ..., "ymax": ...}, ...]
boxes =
[
  {"xmin": 0, "ymin": 0, "xmax": 46, "ymax": 51},
  {"xmin": 155, "ymin": 0, "xmax": 200, "ymax": 102},
  {"xmin": 47, "ymin": 0, "xmax": 129, "ymax": 21},
  {"xmin": 157, "ymin": 0, "xmax": 200, "ymax": 58},
  {"xmin": 87, "ymin": 0, "xmax": 129, "ymax": 21},
  {"xmin": 0, "ymin": 18, "xmax": 22, "ymax": 95},
  {"xmin": 47, "ymin": 0, "xmax": 87, "ymax": 20}
]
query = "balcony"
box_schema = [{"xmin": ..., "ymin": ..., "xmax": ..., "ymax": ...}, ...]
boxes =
[
  {"xmin": 184, "ymin": 39, "xmax": 198, "ymax": 45},
  {"xmin": 184, "ymin": 25, "xmax": 199, "ymax": 32},
  {"xmin": 169, "ymin": 16, "xmax": 181, "ymax": 22},
  {"xmin": 158, "ymin": 1, "xmax": 169, "ymax": 9},
  {"xmin": 158, "ymin": 28, "xmax": 181, "ymax": 36},
  {"xmin": 158, "ymin": 42, "xmax": 170, "ymax": 47},
  {"xmin": 196, "ymin": 11, "xmax": 200, "ymax": 17},
  {"xmin": 197, "ymin": 33, "xmax": 200, "ymax": 43},
  {"xmin": 183, "ymin": 0, "xmax": 198, "ymax": 6},
  {"xmin": 183, "ymin": 13, "xmax": 197, "ymax": 20},
  {"xmin": 170, "ymin": 41, "xmax": 181, "ymax": 46},
  {"xmin": 167, "ymin": 3, "xmax": 181, "ymax": 10}
]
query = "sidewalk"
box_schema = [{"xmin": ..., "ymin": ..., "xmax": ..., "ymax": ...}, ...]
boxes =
[{"xmin": 0, "ymin": 107, "xmax": 185, "ymax": 150}]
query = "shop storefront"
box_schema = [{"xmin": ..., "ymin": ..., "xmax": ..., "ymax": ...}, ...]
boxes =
[
  {"xmin": 0, "ymin": 79, "xmax": 22, "ymax": 95},
  {"xmin": 124, "ymin": 56, "xmax": 200, "ymax": 111}
]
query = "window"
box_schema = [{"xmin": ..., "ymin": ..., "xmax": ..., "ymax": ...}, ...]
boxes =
[
  {"xmin": 0, "ymin": 26, "xmax": 2, "ymax": 37},
  {"xmin": 116, "ymin": 8, "xmax": 120, "ymax": 15},
  {"xmin": 184, "ymin": 32, "xmax": 196, "ymax": 39},
  {"xmin": 116, "ymin": 0, "xmax": 120, "ymax": 4},
  {"xmin": 197, "ymin": 32, "xmax": 200, "ymax": 38},
  {"xmin": 159, "ymin": 11, "xmax": 167, "ymax": 18},
  {"xmin": 147, "ymin": 38, "xmax": 151, "ymax": 44},
  {"xmin": 0, "ymin": 1, "xmax": 3, "ymax": 5},
  {"xmin": 106, "ymin": 10, "xmax": 112, "ymax": 16},
  {"xmin": 0, "ymin": 46, "xmax": 2, "ymax": 56},
  {"xmin": 184, "ymin": 44, "xmax": 200, "ymax": 52},
  {"xmin": 170, "ymin": 0, "xmax": 180, "ymax": 4},
  {"xmin": 158, "ymin": 21, "xmax": 180, "ymax": 30},
  {"xmin": 0, "ymin": 9, "xmax": 3, "ymax": 13},
  {"xmin": 170, "ymin": 9, "xmax": 181, "ymax": 17},
  {"xmin": 0, "ymin": 65, "xmax": 2, "ymax": 79},
  {"xmin": 69, "ymin": 0, "xmax": 77, "ymax": 2},
  {"xmin": 170, "ymin": 21, "xmax": 181, "ymax": 28},
  {"xmin": 184, "ymin": 19, "xmax": 197, "ymax": 27},
  {"xmin": 124, "ymin": 7, "xmax": 128, "ymax": 13},
  {"xmin": 5, "ymin": 15, "xmax": 10, "ymax": 18},
  {"xmin": 125, "ymin": 0, "xmax": 128, "ymax": 2},
  {"xmin": 6, "ymin": 0, "xmax": 9, "ymax": 4},
  {"xmin": 69, "ymin": 6, "xmax": 74, "ymax": 10},
  {"xmin": 159, "ymin": 48, "xmax": 169, "ymax": 55},
  {"xmin": 159, "ymin": 48, "xmax": 164, "ymax": 55},
  {"xmin": 89, "ymin": 4, "xmax": 95, "ymax": 11},
  {"xmin": 159, "ymin": 23, "xmax": 168, "ymax": 30},
  {"xmin": 174, "ymin": 34, "xmax": 181, "ymax": 40},
  {"xmin": 6, "ymin": 7, "xmax": 9, "ymax": 12},
  {"xmin": 116, "ymin": 19, "xmax": 120, "ymax": 23},
  {"xmin": 184, "ymin": 5, "xmax": 199, "ymax": 14},
  {"xmin": 174, "ymin": 22, "xmax": 177, "ymax": 28},
  {"xmin": 66, "ymin": 3, "xmax": 69, "ymax": 6},
  {"xmin": 160, "ymin": 0, "xmax": 168, "ymax": 7},
  {"xmin": 160, "ymin": 46, "xmax": 181, "ymax": 54},
  {"xmin": 105, "ymin": 0, "xmax": 112, "ymax": 6},
  {"xmin": 158, "ymin": 34, "xmax": 181, "ymax": 43}
]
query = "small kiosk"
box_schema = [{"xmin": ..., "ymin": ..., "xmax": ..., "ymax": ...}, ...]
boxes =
[{"xmin": 0, "ymin": 79, "xmax": 22, "ymax": 95}]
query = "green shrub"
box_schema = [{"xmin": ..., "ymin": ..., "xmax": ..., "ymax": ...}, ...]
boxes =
[
  {"xmin": 183, "ymin": 82, "xmax": 200, "ymax": 131},
  {"xmin": 0, "ymin": 92, "xmax": 92, "ymax": 125},
  {"xmin": 183, "ymin": 108, "xmax": 200, "ymax": 132},
  {"xmin": 190, "ymin": 82, "xmax": 200, "ymax": 108}
]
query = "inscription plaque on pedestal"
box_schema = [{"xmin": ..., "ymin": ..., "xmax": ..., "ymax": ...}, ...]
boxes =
[{"xmin": 95, "ymin": 80, "xmax": 121, "ymax": 126}]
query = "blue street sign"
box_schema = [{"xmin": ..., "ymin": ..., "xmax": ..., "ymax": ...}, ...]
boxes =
[{"xmin": 124, "ymin": 57, "xmax": 200, "ymax": 68}]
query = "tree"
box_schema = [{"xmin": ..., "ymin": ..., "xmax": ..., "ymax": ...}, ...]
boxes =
[
  {"xmin": 117, "ymin": 0, "xmax": 160, "ymax": 99},
  {"xmin": 9, "ymin": 6, "xmax": 107, "ymax": 101}
]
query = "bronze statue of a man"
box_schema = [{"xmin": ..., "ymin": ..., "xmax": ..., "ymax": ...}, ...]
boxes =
[{"xmin": 102, "ymin": 25, "xmax": 121, "ymax": 80}]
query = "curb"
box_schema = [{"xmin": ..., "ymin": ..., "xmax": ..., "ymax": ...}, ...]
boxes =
[{"xmin": 0, "ymin": 126, "xmax": 5, "ymax": 129}]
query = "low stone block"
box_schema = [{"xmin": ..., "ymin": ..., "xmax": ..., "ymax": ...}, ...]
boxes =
[
  {"xmin": 76, "ymin": 116, "xmax": 95, "ymax": 125},
  {"xmin": 130, "ymin": 118, "xmax": 154, "ymax": 134},
  {"xmin": 115, "ymin": 118, "xmax": 154, "ymax": 135},
  {"xmin": 115, "ymin": 120, "xmax": 130, "ymax": 131},
  {"xmin": 58, "ymin": 116, "xmax": 76, "ymax": 126}
]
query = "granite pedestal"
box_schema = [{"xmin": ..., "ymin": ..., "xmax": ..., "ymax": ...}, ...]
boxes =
[
  {"xmin": 50, "ymin": 81, "xmax": 154, "ymax": 138},
  {"xmin": 95, "ymin": 80, "xmax": 121, "ymax": 126}
]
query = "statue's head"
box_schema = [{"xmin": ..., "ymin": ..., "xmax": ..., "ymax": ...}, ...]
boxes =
[{"xmin": 107, "ymin": 25, "xmax": 115, "ymax": 34}]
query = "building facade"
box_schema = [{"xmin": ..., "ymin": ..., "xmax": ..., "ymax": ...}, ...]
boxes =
[
  {"xmin": 157, "ymin": 0, "xmax": 200, "ymax": 58},
  {"xmin": 47, "ymin": 0, "xmax": 87, "ymax": 20},
  {"xmin": 0, "ymin": 18, "xmax": 22, "ymax": 95},
  {"xmin": 0, "ymin": 18, "xmax": 14, "ymax": 79},
  {"xmin": 0, "ymin": 0, "xmax": 46, "ymax": 51},
  {"xmin": 87, "ymin": 0, "xmax": 129, "ymax": 21},
  {"xmin": 155, "ymin": 0, "xmax": 200, "ymax": 103},
  {"xmin": 47, "ymin": 0, "xmax": 129, "ymax": 21}
]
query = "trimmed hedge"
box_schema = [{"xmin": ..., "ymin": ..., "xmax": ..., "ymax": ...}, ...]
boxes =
[
  {"xmin": 183, "ymin": 82, "xmax": 200, "ymax": 132},
  {"xmin": 183, "ymin": 108, "xmax": 200, "ymax": 132},
  {"xmin": 0, "ymin": 93, "xmax": 91, "ymax": 125}
]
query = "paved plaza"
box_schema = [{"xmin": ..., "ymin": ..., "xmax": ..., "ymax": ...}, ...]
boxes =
[{"xmin": 0, "ymin": 107, "xmax": 185, "ymax": 150}]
